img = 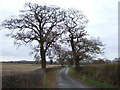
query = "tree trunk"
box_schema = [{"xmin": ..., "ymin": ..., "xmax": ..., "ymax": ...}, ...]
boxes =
[
  {"xmin": 70, "ymin": 36, "xmax": 80, "ymax": 72},
  {"xmin": 75, "ymin": 58, "xmax": 80, "ymax": 72},
  {"xmin": 40, "ymin": 43, "xmax": 46, "ymax": 69},
  {"xmin": 61, "ymin": 63, "xmax": 64, "ymax": 67}
]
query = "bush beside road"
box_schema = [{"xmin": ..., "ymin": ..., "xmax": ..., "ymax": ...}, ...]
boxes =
[{"xmin": 69, "ymin": 63, "xmax": 119, "ymax": 88}]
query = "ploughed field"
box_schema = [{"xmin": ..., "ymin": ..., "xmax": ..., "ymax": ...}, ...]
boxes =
[{"xmin": 2, "ymin": 63, "xmax": 61, "ymax": 76}]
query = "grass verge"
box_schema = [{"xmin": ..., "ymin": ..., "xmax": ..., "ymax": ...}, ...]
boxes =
[
  {"xmin": 42, "ymin": 73, "xmax": 49, "ymax": 88},
  {"xmin": 83, "ymin": 79, "xmax": 112, "ymax": 88},
  {"xmin": 69, "ymin": 67, "xmax": 113, "ymax": 88},
  {"xmin": 42, "ymin": 67, "xmax": 63, "ymax": 88}
]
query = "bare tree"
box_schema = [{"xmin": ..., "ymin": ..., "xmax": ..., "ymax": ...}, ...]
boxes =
[
  {"xmin": 64, "ymin": 9, "xmax": 104, "ymax": 71},
  {"xmin": 63, "ymin": 9, "xmax": 88, "ymax": 71},
  {"xmin": 74, "ymin": 37, "xmax": 104, "ymax": 67},
  {"xmin": 57, "ymin": 50, "xmax": 68, "ymax": 67},
  {"xmin": 1, "ymin": 3, "xmax": 65, "ymax": 69}
]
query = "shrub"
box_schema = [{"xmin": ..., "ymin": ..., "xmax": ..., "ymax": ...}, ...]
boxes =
[{"xmin": 79, "ymin": 63, "xmax": 119, "ymax": 88}]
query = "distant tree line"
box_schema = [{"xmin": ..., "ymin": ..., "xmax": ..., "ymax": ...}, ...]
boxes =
[
  {"xmin": 2, "ymin": 60, "xmax": 58, "ymax": 64},
  {"xmin": 79, "ymin": 57, "xmax": 120, "ymax": 65}
]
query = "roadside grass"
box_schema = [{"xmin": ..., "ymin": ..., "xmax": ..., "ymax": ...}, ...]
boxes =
[
  {"xmin": 42, "ymin": 73, "xmax": 49, "ymax": 88},
  {"xmin": 69, "ymin": 67, "xmax": 113, "ymax": 88},
  {"xmin": 83, "ymin": 78, "xmax": 112, "ymax": 88},
  {"xmin": 42, "ymin": 67, "xmax": 63, "ymax": 88}
]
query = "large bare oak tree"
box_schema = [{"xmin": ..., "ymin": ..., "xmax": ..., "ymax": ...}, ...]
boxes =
[
  {"xmin": 1, "ymin": 3, "xmax": 65, "ymax": 68},
  {"xmin": 64, "ymin": 9, "xmax": 104, "ymax": 71}
]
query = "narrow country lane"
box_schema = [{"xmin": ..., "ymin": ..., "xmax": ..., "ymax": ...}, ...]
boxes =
[{"xmin": 56, "ymin": 67, "xmax": 92, "ymax": 88}]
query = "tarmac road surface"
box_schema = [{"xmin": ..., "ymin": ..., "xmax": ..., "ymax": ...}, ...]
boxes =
[{"xmin": 56, "ymin": 67, "xmax": 92, "ymax": 88}]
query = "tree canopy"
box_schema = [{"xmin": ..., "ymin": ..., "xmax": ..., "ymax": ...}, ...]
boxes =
[
  {"xmin": 1, "ymin": 2, "xmax": 104, "ymax": 71},
  {"xmin": 1, "ymin": 3, "xmax": 65, "ymax": 68}
]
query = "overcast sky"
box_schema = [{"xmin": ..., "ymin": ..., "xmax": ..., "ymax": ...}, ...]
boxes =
[{"xmin": 0, "ymin": 0, "xmax": 118, "ymax": 61}]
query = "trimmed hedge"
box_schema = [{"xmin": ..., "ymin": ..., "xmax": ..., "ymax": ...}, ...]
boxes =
[
  {"xmin": 79, "ymin": 63, "xmax": 119, "ymax": 88},
  {"xmin": 2, "ymin": 69, "xmax": 45, "ymax": 88},
  {"xmin": 2, "ymin": 66, "xmax": 62, "ymax": 88}
]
